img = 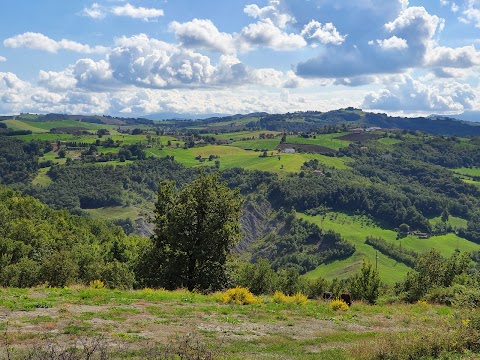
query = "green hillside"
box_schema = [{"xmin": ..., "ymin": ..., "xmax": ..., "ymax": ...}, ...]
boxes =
[{"xmin": 300, "ymin": 212, "xmax": 479, "ymax": 284}]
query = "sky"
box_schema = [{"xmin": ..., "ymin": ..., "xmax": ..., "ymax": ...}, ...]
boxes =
[{"xmin": 0, "ymin": 0, "xmax": 479, "ymax": 117}]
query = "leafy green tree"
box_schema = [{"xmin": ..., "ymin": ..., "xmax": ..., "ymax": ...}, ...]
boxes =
[
  {"xmin": 235, "ymin": 258, "xmax": 278, "ymax": 295},
  {"xmin": 150, "ymin": 173, "xmax": 243, "ymax": 291},
  {"xmin": 349, "ymin": 260, "xmax": 380, "ymax": 304}
]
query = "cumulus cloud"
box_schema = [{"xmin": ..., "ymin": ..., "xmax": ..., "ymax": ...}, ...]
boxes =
[
  {"xmin": 240, "ymin": 19, "xmax": 307, "ymax": 51},
  {"xmin": 461, "ymin": 3, "xmax": 480, "ymax": 28},
  {"xmin": 169, "ymin": 19, "xmax": 236, "ymax": 54},
  {"xmin": 425, "ymin": 45, "xmax": 480, "ymax": 68},
  {"xmin": 81, "ymin": 2, "xmax": 163, "ymax": 21},
  {"xmin": 111, "ymin": 3, "xmax": 164, "ymax": 21},
  {"xmin": 38, "ymin": 70, "xmax": 77, "ymax": 91},
  {"xmin": 0, "ymin": 56, "xmax": 6, "ymax": 62},
  {"xmin": 300, "ymin": 21, "xmax": 346, "ymax": 45},
  {"xmin": 96, "ymin": 34, "xmax": 295, "ymax": 89},
  {"xmin": 244, "ymin": 1, "xmax": 294, "ymax": 29},
  {"xmin": 371, "ymin": 36, "xmax": 408, "ymax": 50},
  {"xmin": 81, "ymin": 3, "xmax": 106, "ymax": 19},
  {"xmin": 295, "ymin": 5, "xmax": 446, "ymax": 79},
  {"xmin": 362, "ymin": 75, "xmax": 476, "ymax": 112},
  {"xmin": 4, "ymin": 32, "xmax": 109, "ymax": 54}
]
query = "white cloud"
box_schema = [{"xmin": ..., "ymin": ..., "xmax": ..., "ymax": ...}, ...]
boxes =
[
  {"xmin": 300, "ymin": 21, "xmax": 346, "ymax": 46},
  {"xmin": 72, "ymin": 59, "xmax": 116, "ymax": 90},
  {"xmin": 240, "ymin": 19, "xmax": 307, "ymax": 51},
  {"xmin": 373, "ymin": 36, "xmax": 409, "ymax": 50},
  {"xmin": 425, "ymin": 45, "xmax": 480, "ymax": 68},
  {"xmin": 38, "ymin": 70, "xmax": 77, "ymax": 91},
  {"xmin": 4, "ymin": 32, "xmax": 109, "ymax": 54},
  {"xmin": 169, "ymin": 19, "xmax": 236, "ymax": 54},
  {"xmin": 384, "ymin": 6, "xmax": 444, "ymax": 39},
  {"xmin": 462, "ymin": 7, "xmax": 480, "ymax": 28},
  {"xmin": 111, "ymin": 3, "xmax": 164, "ymax": 21},
  {"xmin": 0, "ymin": 56, "xmax": 6, "ymax": 62},
  {"xmin": 81, "ymin": 3, "xmax": 106, "ymax": 19},
  {"xmin": 362, "ymin": 75, "xmax": 476, "ymax": 112},
  {"xmin": 244, "ymin": 2, "xmax": 294, "ymax": 29}
]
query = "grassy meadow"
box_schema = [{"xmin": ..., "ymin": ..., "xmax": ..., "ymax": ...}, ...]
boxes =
[
  {"xmin": 145, "ymin": 145, "xmax": 350, "ymax": 172},
  {"xmin": 300, "ymin": 212, "xmax": 479, "ymax": 284},
  {"xmin": 0, "ymin": 286, "xmax": 477, "ymax": 360},
  {"xmin": 286, "ymin": 133, "xmax": 351, "ymax": 150}
]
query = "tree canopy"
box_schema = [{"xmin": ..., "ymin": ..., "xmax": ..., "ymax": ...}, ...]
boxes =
[{"xmin": 148, "ymin": 173, "xmax": 243, "ymax": 291}]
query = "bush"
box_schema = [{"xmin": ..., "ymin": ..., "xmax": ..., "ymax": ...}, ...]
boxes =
[
  {"xmin": 89, "ymin": 279, "xmax": 105, "ymax": 289},
  {"xmin": 41, "ymin": 251, "xmax": 79, "ymax": 287},
  {"xmin": 100, "ymin": 261, "xmax": 135, "ymax": 290},
  {"xmin": 220, "ymin": 287, "xmax": 261, "ymax": 305},
  {"xmin": 272, "ymin": 291, "xmax": 308, "ymax": 305},
  {"xmin": 330, "ymin": 298, "xmax": 349, "ymax": 312},
  {"xmin": 0, "ymin": 257, "xmax": 41, "ymax": 288}
]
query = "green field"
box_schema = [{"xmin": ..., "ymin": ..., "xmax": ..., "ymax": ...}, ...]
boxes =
[
  {"xmin": 0, "ymin": 286, "xmax": 472, "ymax": 360},
  {"xmin": 287, "ymin": 133, "xmax": 351, "ymax": 150},
  {"xmin": 14, "ymin": 133, "xmax": 85, "ymax": 142},
  {"xmin": 230, "ymin": 138, "xmax": 281, "ymax": 150},
  {"xmin": 429, "ymin": 215, "xmax": 468, "ymax": 229},
  {"xmin": 146, "ymin": 145, "xmax": 350, "ymax": 172},
  {"xmin": 85, "ymin": 205, "xmax": 143, "ymax": 221},
  {"xmin": 300, "ymin": 212, "xmax": 479, "ymax": 284},
  {"xmin": 32, "ymin": 168, "xmax": 53, "ymax": 186},
  {"xmin": 377, "ymin": 137, "xmax": 402, "ymax": 145},
  {"xmin": 206, "ymin": 130, "xmax": 281, "ymax": 141},
  {"xmin": 4, "ymin": 119, "xmax": 50, "ymax": 133},
  {"xmin": 452, "ymin": 167, "xmax": 480, "ymax": 177},
  {"xmin": 38, "ymin": 151, "xmax": 67, "ymax": 165},
  {"xmin": 6, "ymin": 119, "xmax": 116, "ymax": 133}
]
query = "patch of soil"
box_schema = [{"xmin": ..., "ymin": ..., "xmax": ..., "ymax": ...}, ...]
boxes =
[
  {"xmin": 276, "ymin": 143, "xmax": 335, "ymax": 154},
  {"xmin": 336, "ymin": 133, "xmax": 381, "ymax": 142}
]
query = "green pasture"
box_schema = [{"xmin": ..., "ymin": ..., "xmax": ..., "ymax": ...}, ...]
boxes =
[
  {"xmin": 202, "ymin": 130, "xmax": 280, "ymax": 141},
  {"xmin": 463, "ymin": 179, "xmax": 480, "ymax": 188},
  {"xmin": 146, "ymin": 145, "xmax": 350, "ymax": 172},
  {"xmin": 429, "ymin": 215, "xmax": 468, "ymax": 229},
  {"xmin": 452, "ymin": 167, "xmax": 480, "ymax": 177},
  {"xmin": 5, "ymin": 119, "xmax": 120, "ymax": 135},
  {"xmin": 32, "ymin": 168, "xmax": 52, "ymax": 186},
  {"xmin": 85, "ymin": 206, "xmax": 143, "ymax": 221},
  {"xmin": 201, "ymin": 117, "xmax": 258, "ymax": 127},
  {"xmin": 377, "ymin": 137, "xmax": 402, "ymax": 145},
  {"xmin": 38, "ymin": 151, "xmax": 66, "ymax": 165},
  {"xmin": 108, "ymin": 134, "xmax": 180, "ymax": 146},
  {"xmin": 230, "ymin": 138, "xmax": 281, "ymax": 150},
  {"xmin": 300, "ymin": 212, "xmax": 479, "ymax": 284},
  {"xmin": 287, "ymin": 133, "xmax": 351, "ymax": 150},
  {"xmin": 14, "ymin": 133, "xmax": 86, "ymax": 142},
  {"xmin": 0, "ymin": 286, "xmax": 467, "ymax": 360},
  {"xmin": 4, "ymin": 119, "xmax": 50, "ymax": 133}
]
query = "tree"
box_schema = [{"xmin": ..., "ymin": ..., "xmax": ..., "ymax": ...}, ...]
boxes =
[
  {"xmin": 349, "ymin": 260, "xmax": 380, "ymax": 304},
  {"xmin": 150, "ymin": 173, "xmax": 243, "ymax": 291}
]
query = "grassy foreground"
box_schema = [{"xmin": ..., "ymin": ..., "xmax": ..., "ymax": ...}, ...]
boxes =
[{"xmin": 0, "ymin": 286, "xmax": 479, "ymax": 359}]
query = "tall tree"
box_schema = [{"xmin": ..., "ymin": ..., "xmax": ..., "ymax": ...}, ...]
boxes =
[{"xmin": 151, "ymin": 173, "xmax": 242, "ymax": 291}]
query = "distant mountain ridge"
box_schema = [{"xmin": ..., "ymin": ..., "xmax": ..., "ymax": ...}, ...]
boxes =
[{"xmin": 4, "ymin": 109, "xmax": 480, "ymax": 136}]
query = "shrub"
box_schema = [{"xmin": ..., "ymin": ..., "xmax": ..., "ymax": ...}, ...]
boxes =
[
  {"xmin": 272, "ymin": 291, "xmax": 308, "ymax": 305},
  {"xmin": 0, "ymin": 257, "xmax": 41, "ymax": 288},
  {"xmin": 100, "ymin": 260, "xmax": 135, "ymax": 290},
  {"xmin": 89, "ymin": 279, "xmax": 105, "ymax": 289},
  {"xmin": 220, "ymin": 287, "xmax": 261, "ymax": 305},
  {"xmin": 330, "ymin": 298, "xmax": 349, "ymax": 312}
]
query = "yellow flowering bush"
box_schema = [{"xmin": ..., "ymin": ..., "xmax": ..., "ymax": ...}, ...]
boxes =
[
  {"xmin": 89, "ymin": 279, "xmax": 105, "ymax": 289},
  {"xmin": 272, "ymin": 291, "xmax": 308, "ymax": 305},
  {"xmin": 330, "ymin": 298, "xmax": 349, "ymax": 311},
  {"xmin": 220, "ymin": 287, "xmax": 261, "ymax": 305}
]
